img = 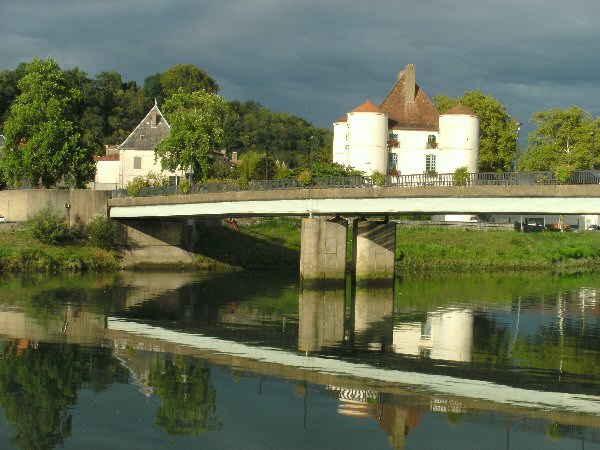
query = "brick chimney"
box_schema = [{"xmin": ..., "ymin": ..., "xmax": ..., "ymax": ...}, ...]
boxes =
[{"xmin": 405, "ymin": 64, "xmax": 416, "ymax": 104}]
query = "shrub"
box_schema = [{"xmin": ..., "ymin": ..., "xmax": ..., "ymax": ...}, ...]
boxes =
[
  {"xmin": 453, "ymin": 166, "xmax": 469, "ymax": 186},
  {"xmin": 179, "ymin": 178, "xmax": 191, "ymax": 194},
  {"xmin": 298, "ymin": 169, "xmax": 313, "ymax": 187},
  {"xmin": 371, "ymin": 171, "xmax": 387, "ymax": 187},
  {"xmin": 86, "ymin": 216, "xmax": 119, "ymax": 250},
  {"xmin": 555, "ymin": 164, "xmax": 574, "ymax": 184},
  {"xmin": 126, "ymin": 171, "xmax": 170, "ymax": 197},
  {"xmin": 25, "ymin": 205, "xmax": 70, "ymax": 244}
]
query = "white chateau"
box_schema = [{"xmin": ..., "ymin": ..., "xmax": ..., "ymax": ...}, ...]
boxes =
[{"xmin": 333, "ymin": 64, "xmax": 479, "ymax": 177}]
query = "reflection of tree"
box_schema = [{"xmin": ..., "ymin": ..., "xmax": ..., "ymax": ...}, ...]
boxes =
[
  {"xmin": 0, "ymin": 340, "xmax": 125, "ymax": 450},
  {"xmin": 149, "ymin": 355, "xmax": 221, "ymax": 436}
]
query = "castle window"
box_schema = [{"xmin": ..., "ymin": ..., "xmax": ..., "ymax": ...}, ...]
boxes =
[
  {"xmin": 425, "ymin": 154, "xmax": 436, "ymax": 173},
  {"xmin": 133, "ymin": 156, "xmax": 142, "ymax": 170},
  {"xmin": 388, "ymin": 153, "xmax": 398, "ymax": 170},
  {"xmin": 427, "ymin": 135, "xmax": 437, "ymax": 149}
]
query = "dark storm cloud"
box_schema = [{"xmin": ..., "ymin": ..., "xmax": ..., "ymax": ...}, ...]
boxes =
[{"xmin": 2, "ymin": 0, "xmax": 600, "ymax": 135}]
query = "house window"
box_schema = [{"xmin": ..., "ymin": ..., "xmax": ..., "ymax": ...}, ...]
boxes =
[
  {"xmin": 427, "ymin": 135, "xmax": 437, "ymax": 149},
  {"xmin": 425, "ymin": 154, "xmax": 436, "ymax": 172},
  {"xmin": 388, "ymin": 133, "xmax": 399, "ymax": 147},
  {"xmin": 133, "ymin": 156, "xmax": 142, "ymax": 170},
  {"xmin": 388, "ymin": 152, "xmax": 398, "ymax": 170}
]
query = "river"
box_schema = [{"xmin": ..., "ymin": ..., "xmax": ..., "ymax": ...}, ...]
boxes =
[{"xmin": 0, "ymin": 270, "xmax": 600, "ymax": 449}]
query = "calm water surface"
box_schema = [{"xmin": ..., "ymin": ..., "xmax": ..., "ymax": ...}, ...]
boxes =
[{"xmin": 0, "ymin": 270, "xmax": 600, "ymax": 449}]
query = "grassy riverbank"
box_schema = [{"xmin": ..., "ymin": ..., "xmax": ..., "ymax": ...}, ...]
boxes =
[
  {"xmin": 0, "ymin": 225, "xmax": 119, "ymax": 273},
  {"xmin": 194, "ymin": 218, "xmax": 600, "ymax": 273},
  {"xmin": 396, "ymin": 226, "xmax": 600, "ymax": 272},
  {"xmin": 4, "ymin": 216, "xmax": 600, "ymax": 274}
]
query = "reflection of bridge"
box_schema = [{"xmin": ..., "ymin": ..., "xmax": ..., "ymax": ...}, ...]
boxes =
[{"xmin": 105, "ymin": 318, "xmax": 600, "ymax": 420}]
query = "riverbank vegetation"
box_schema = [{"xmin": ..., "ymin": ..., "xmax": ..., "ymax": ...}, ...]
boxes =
[
  {"xmin": 194, "ymin": 218, "xmax": 600, "ymax": 273},
  {"xmin": 0, "ymin": 208, "xmax": 119, "ymax": 273},
  {"xmin": 396, "ymin": 226, "xmax": 600, "ymax": 272}
]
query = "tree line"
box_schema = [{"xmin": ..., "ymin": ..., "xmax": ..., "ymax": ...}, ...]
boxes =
[
  {"xmin": 0, "ymin": 58, "xmax": 332, "ymax": 188},
  {"xmin": 1, "ymin": 57, "xmax": 597, "ymax": 189}
]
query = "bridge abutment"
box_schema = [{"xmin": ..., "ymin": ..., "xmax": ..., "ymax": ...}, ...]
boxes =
[{"xmin": 118, "ymin": 218, "xmax": 200, "ymax": 269}]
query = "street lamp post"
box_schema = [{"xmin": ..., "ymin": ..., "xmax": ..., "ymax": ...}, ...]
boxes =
[
  {"xmin": 309, "ymin": 135, "xmax": 315, "ymax": 178},
  {"xmin": 515, "ymin": 122, "xmax": 521, "ymax": 171},
  {"xmin": 591, "ymin": 131, "xmax": 595, "ymax": 170},
  {"xmin": 264, "ymin": 150, "xmax": 268, "ymax": 181}
]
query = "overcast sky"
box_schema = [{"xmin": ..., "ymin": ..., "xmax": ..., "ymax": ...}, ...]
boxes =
[{"xmin": 2, "ymin": 0, "xmax": 600, "ymax": 139}]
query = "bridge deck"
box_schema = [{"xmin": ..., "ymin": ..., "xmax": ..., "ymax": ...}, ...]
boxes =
[{"xmin": 108, "ymin": 185, "xmax": 600, "ymax": 218}]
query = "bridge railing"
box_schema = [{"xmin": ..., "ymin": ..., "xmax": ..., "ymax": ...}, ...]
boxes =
[{"xmin": 113, "ymin": 170, "xmax": 600, "ymax": 198}]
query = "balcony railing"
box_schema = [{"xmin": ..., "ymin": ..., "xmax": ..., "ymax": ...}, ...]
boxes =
[{"xmin": 113, "ymin": 170, "xmax": 600, "ymax": 198}]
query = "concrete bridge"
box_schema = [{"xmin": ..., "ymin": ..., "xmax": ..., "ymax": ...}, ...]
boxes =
[
  {"xmin": 108, "ymin": 184, "xmax": 600, "ymax": 282},
  {"xmin": 108, "ymin": 185, "xmax": 600, "ymax": 219}
]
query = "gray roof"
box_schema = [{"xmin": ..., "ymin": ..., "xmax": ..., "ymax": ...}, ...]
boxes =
[{"xmin": 119, "ymin": 104, "xmax": 170, "ymax": 150}]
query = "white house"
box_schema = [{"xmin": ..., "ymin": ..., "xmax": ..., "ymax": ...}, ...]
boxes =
[
  {"xmin": 93, "ymin": 103, "xmax": 184, "ymax": 190},
  {"xmin": 333, "ymin": 64, "xmax": 479, "ymax": 177}
]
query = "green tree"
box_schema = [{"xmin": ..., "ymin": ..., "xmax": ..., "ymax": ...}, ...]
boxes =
[
  {"xmin": 223, "ymin": 100, "xmax": 332, "ymax": 168},
  {"xmin": 160, "ymin": 64, "xmax": 219, "ymax": 99},
  {"xmin": 143, "ymin": 72, "xmax": 165, "ymax": 105},
  {"xmin": 155, "ymin": 89, "xmax": 228, "ymax": 181},
  {"xmin": 237, "ymin": 149, "xmax": 276, "ymax": 181},
  {"xmin": 0, "ymin": 63, "xmax": 27, "ymax": 132},
  {"xmin": 1, "ymin": 57, "xmax": 95, "ymax": 188},
  {"xmin": 435, "ymin": 90, "xmax": 519, "ymax": 172},
  {"xmin": 149, "ymin": 356, "xmax": 221, "ymax": 436},
  {"xmin": 520, "ymin": 106, "xmax": 598, "ymax": 171}
]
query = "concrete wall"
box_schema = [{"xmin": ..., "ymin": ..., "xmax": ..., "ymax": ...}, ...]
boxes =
[
  {"xmin": 117, "ymin": 218, "xmax": 198, "ymax": 269},
  {"xmin": 300, "ymin": 217, "xmax": 348, "ymax": 282},
  {"xmin": 0, "ymin": 189, "xmax": 110, "ymax": 226}
]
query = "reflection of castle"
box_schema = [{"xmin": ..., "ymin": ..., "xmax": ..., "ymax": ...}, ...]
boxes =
[
  {"xmin": 298, "ymin": 286, "xmax": 473, "ymax": 363},
  {"xmin": 392, "ymin": 309, "xmax": 473, "ymax": 362},
  {"xmin": 326, "ymin": 385, "xmax": 425, "ymax": 450}
]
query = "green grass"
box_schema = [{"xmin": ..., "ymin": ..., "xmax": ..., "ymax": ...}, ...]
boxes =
[
  {"xmin": 193, "ymin": 217, "xmax": 301, "ymax": 271},
  {"xmin": 0, "ymin": 226, "xmax": 119, "ymax": 273},
  {"xmin": 397, "ymin": 226, "xmax": 600, "ymax": 272},
  {"xmin": 194, "ymin": 219, "xmax": 600, "ymax": 273}
]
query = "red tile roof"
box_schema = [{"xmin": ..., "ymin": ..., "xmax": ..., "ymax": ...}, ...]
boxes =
[
  {"xmin": 379, "ymin": 69, "xmax": 440, "ymax": 131},
  {"xmin": 444, "ymin": 103, "xmax": 477, "ymax": 116},
  {"xmin": 94, "ymin": 154, "xmax": 120, "ymax": 162},
  {"xmin": 351, "ymin": 100, "xmax": 385, "ymax": 114}
]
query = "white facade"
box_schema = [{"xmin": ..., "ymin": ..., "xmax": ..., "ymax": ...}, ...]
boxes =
[
  {"xmin": 333, "ymin": 65, "xmax": 480, "ymax": 178},
  {"xmin": 345, "ymin": 107, "xmax": 388, "ymax": 174}
]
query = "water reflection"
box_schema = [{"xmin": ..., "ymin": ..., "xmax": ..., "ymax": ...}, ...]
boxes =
[
  {"xmin": 2, "ymin": 272, "xmax": 600, "ymax": 448},
  {"xmin": 392, "ymin": 309, "xmax": 473, "ymax": 362}
]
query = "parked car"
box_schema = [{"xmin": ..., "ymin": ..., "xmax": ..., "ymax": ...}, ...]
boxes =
[
  {"xmin": 548, "ymin": 223, "xmax": 571, "ymax": 231},
  {"xmin": 587, "ymin": 225, "xmax": 600, "ymax": 231},
  {"xmin": 0, "ymin": 215, "xmax": 5, "ymax": 223}
]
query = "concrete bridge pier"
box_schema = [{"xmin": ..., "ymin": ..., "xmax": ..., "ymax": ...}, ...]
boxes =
[
  {"xmin": 353, "ymin": 219, "xmax": 397, "ymax": 283},
  {"xmin": 300, "ymin": 217, "xmax": 348, "ymax": 283}
]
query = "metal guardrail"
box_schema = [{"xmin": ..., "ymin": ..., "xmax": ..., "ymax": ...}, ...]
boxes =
[{"xmin": 113, "ymin": 170, "xmax": 600, "ymax": 198}]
